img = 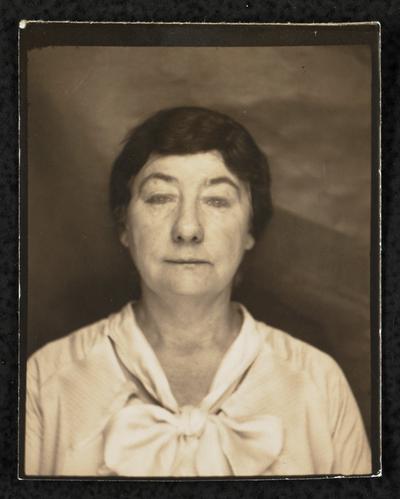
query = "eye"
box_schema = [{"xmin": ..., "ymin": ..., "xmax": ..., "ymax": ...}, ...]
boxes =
[
  {"xmin": 204, "ymin": 197, "xmax": 231, "ymax": 208},
  {"xmin": 145, "ymin": 194, "xmax": 175, "ymax": 205}
]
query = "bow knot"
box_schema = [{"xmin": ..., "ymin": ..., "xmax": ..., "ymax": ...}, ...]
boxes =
[
  {"xmin": 100, "ymin": 401, "xmax": 283, "ymax": 476},
  {"xmin": 177, "ymin": 406, "xmax": 207, "ymax": 438}
]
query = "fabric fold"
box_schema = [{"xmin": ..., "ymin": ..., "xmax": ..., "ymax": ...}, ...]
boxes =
[{"xmin": 101, "ymin": 401, "xmax": 283, "ymax": 476}]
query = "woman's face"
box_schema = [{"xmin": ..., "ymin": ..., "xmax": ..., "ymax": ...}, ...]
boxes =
[{"xmin": 120, "ymin": 151, "xmax": 255, "ymax": 298}]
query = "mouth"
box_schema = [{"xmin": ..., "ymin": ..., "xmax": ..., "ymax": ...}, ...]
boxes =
[{"xmin": 164, "ymin": 259, "xmax": 211, "ymax": 265}]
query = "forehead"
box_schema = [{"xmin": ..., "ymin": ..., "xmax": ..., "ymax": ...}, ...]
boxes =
[{"xmin": 136, "ymin": 151, "xmax": 239, "ymax": 184}]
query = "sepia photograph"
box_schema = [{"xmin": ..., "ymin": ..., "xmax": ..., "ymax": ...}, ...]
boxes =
[{"xmin": 19, "ymin": 22, "xmax": 380, "ymax": 478}]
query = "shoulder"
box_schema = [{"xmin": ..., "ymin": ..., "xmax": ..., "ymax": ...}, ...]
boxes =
[
  {"xmin": 254, "ymin": 318, "xmax": 345, "ymax": 394},
  {"xmin": 27, "ymin": 305, "xmax": 128, "ymax": 387}
]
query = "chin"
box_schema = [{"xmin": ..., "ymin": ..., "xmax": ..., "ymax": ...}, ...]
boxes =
[
  {"xmin": 163, "ymin": 283, "xmax": 220, "ymax": 297},
  {"xmin": 154, "ymin": 275, "xmax": 227, "ymax": 298}
]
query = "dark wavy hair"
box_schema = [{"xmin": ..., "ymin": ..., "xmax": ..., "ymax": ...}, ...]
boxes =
[{"xmin": 110, "ymin": 106, "xmax": 272, "ymax": 240}]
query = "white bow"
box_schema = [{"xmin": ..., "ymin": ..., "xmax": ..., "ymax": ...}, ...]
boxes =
[{"xmin": 100, "ymin": 401, "xmax": 283, "ymax": 476}]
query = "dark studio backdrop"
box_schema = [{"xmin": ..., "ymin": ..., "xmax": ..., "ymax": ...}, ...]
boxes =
[{"xmin": 26, "ymin": 41, "xmax": 372, "ymax": 441}]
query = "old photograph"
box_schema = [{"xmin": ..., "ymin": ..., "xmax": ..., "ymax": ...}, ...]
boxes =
[{"xmin": 19, "ymin": 22, "xmax": 380, "ymax": 478}]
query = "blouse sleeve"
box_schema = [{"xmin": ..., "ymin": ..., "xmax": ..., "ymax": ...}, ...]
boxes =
[
  {"xmin": 25, "ymin": 356, "xmax": 43, "ymax": 475},
  {"xmin": 328, "ymin": 362, "xmax": 372, "ymax": 475}
]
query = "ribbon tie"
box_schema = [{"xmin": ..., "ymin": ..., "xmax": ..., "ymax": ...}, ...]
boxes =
[
  {"xmin": 100, "ymin": 302, "xmax": 284, "ymax": 476},
  {"xmin": 100, "ymin": 400, "xmax": 283, "ymax": 476}
]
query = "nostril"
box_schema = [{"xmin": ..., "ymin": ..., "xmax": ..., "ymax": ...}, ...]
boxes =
[
  {"xmin": 174, "ymin": 232, "xmax": 202, "ymax": 244},
  {"xmin": 172, "ymin": 218, "xmax": 204, "ymax": 244}
]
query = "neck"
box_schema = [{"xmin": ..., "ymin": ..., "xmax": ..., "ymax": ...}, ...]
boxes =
[{"xmin": 133, "ymin": 288, "xmax": 241, "ymax": 351}]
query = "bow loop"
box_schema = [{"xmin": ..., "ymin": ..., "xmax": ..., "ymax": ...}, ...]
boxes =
[
  {"xmin": 100, "ymin": 401, "xmax": 283, "ymax": 476},
  {"xmin": 216, "ymin": 412, "xmax": 283, "ymax": 475}
]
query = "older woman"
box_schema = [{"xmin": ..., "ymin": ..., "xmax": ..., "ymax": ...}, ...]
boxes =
[{"xmin": 25, "ymin": 106, "xmax": 371, "ymax": 476}]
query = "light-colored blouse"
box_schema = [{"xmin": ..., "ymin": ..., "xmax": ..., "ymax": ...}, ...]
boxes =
[{"xmin": 25, "ymin": 302, "xmax": 371, "ymax": 477}]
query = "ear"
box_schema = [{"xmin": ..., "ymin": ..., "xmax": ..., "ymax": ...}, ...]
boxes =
[
  {"xmin": 245, "ymin": 232, "xmax": 255, "ymax": 251},
  {"xmin": 119, "ymin": 229, "xmax": 129, "ymax": 248},
  {"xmin": 115, "ymin": 206, "xmax": 129, "ymax": 248}
]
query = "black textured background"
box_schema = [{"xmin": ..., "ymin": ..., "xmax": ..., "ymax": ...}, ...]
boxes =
[{"xmin": 2, "ymin": 2, "xmax": 399, "ymax": 499}]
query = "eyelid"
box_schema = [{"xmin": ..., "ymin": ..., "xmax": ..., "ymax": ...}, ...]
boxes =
[
  {"xmin": 203, "ymin": 184, "xmax": 240, "ymax": 201},
  {"xmin": 141, "ymin": 187, "xmax": 177, "ymax": 198}
]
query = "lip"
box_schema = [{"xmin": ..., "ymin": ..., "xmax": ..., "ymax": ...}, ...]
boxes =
[{"xmin": 164, "ymin": 259, "xmax": 211, "ymax": 265}]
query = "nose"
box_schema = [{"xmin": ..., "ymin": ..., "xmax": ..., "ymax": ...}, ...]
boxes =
[{"xmin": 172, "ymin": 198, "xmax": 204, "ymax": 244}]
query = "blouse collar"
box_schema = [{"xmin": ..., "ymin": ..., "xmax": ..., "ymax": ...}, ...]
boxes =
[
  {"xmin": 106, "ymin": 301, "xmax": 265, "ymax": 414},
  {"xmin": 99, "ymin": 302, "xmax": 283, "ymax": 476}
]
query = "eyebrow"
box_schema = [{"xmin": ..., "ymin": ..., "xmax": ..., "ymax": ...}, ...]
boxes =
[{"xmin": 206, "ymin": 176, "xmax": 240, "ymax": 194}]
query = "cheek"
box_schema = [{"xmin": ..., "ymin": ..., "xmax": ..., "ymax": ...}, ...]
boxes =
[
  {"xmin": 207, "ymin": 209, "xmax": 253, "ymax": 254},
  {"xmin": 126, "ymin": 205, "xmax": 171, "ymax": 254}
]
